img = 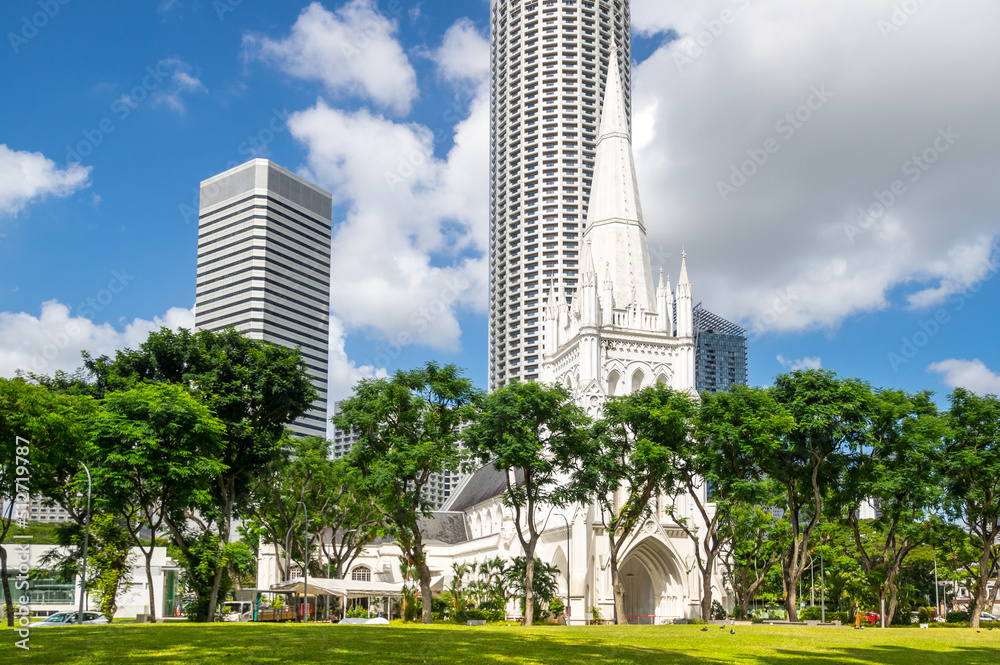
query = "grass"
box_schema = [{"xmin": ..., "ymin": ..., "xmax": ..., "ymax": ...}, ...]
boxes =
[{"xmin": 4, "ymin": 622, "xmax": 999, "ymax": 664}]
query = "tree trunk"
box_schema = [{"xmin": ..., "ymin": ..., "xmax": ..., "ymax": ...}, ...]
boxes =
[
  {"xmin": 207, "ymin": 492, "xmax": 235, "ymax": 623},
  {"xmin": 610, "ymin": 538, "xmax": 626, "ymax": 625},
  {"xmin": 524, "ymin": 555, "xmax": 535, "ymax": 627},
  {"xmin": 418, "ymin": 560, "xmax": 433, "ymax": 624},
  {"xmin": 700, "ymin": 558, "xmax": 715, "ymax": 621},
  {"xmin": 0, "ymin": 546, "xmax": 14, "ymax": 627},
  {"xmin": 970, "ymin": 552, "xmax": 991, "ymax": 629},
  {"xmin": 144, "ymin": 548, "xmax": 157, "ymax": 623},
  {"xmin": 783, "ymin": 564, "xmax": 799, "ymax": 622}
]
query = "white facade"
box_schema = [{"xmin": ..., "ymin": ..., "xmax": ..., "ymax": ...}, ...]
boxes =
[
  {"xmin": 1, "ymin": 544, "xmax": 178, "ymax": 620},
  {"xmin": 489, "ymin": 0, "xmax": 632, "ymax": 389}
]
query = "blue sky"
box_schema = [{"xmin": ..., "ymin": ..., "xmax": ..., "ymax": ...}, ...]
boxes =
[{"xmin": 2, "ymin": 0, "xmax": 999, "ymax": 411}]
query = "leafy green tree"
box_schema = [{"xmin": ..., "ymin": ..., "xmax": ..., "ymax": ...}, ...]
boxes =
[
  {"xmin": 91, "ymin": 382, "xmax": 225, "ymax": 622},
  {"xmin": 506, "ymin": 557, "xmax": 561, "ymax": 623},
  {"xmin": 0, "ymin": 378, "xmax": 95, "ymax": 626},
  {"xmin": 85, "ymin": 327, "xmax": 315, "ymax": 621},
  {"xmin": 578, "ymin": 384, "xmax": 696, "ymax": 623},
  {"xmin": 767, "ymin": 370, "xmax": 870, "ymax": 621},
  {"xmin": 837, "ymin": 389, "xmax": 946, "ymax": 624},
  {"xmin": 693, "ymin": 386, "xmax": 795, "ymax": 620},
  {"xmin": 336, "ymin": 362, "xmax": 480, "ymax": 624},
  {"xmin": 940, "ymin": 388, "xmax": 1000, "ymax": 628},
  {"xmin": 720, "ymin": 502, "xmax": 786, "ymax": 619},
  {"xmin": 463, "ymin": 382, "xmax": 590, "ymax": 626}
]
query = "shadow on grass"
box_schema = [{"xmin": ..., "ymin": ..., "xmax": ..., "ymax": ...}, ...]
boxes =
[{"xmin": 15, "ymin": 625, "xmax": 1000, "ymax": 665}]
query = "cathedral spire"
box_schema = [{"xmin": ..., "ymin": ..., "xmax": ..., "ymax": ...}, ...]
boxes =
[{"xmin": 583, "ymin": 42, "xmax": 656, "ymax": 312}]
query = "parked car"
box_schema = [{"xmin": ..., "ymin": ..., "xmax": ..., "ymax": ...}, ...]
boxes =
[
  {"xmin": 981, "ymin": 612, "xmax": 1000, "ymax": 622},
  {"xmin": 858, "ymin": 611, "xmax": 881, "ymax": 624},
  {"xmin": 30, "ymin": 612, "xmax": 108, "ymax": 627}
]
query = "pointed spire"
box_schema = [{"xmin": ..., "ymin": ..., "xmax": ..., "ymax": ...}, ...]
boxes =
[
  {"xmin": 583, "ymin": 240, "xmax": 596, "ymax": 275},
  {"xmin": 678, "ymin": 250, "xmax": 690, "ymax": 286},
  {"xmin": 658, "ymin": 268, "xmax": 666, "ymax": 292}
]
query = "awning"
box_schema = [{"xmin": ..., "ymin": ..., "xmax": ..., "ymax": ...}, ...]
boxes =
[{"xmin": 269, "ymin": 578, "xmax": 406, "ymax": 599}]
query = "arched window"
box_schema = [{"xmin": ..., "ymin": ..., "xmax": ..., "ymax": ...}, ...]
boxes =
[
  {"xmin": 656, "ymin": 374, "xmax": 668, "ymax": 386},
  {"xmin": 351, "ymin": 565, "xmax": 372, "ymax": 582},
  {"xmin": 607, "ymin": 370, "xmax": 621, "ymax": 397},
  {"xmin": 631, "ymin": 370, "xmax": 645, "ymax": 394}
]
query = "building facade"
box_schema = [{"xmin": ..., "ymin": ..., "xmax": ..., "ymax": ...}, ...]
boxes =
[
  {"xmin": 692, "ymin": 305, "xmax": 749, "ymax": 395},
  {"xmin": 195, "ymin": 159, "xmax": 333, "ymax": 439},
  {"xmin": 489, "ymin": 0, "xmax": 632, "ymax": 389}
]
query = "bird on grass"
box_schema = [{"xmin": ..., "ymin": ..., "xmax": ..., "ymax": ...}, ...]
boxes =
[
  {"xmin": 700, "ymin": 627, "xmax": 708, "ymax": 632},
  {"xmin": 730, "ymin": 629, "xmax": 736, "ymax": 635}
]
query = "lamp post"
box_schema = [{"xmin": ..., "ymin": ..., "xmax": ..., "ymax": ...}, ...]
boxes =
[
  {"xmin": 933, "ymin": 547, "xmax": 940, "ymax": 618},
  {"xmin": 554, "ymin": 513, "xmax": 571, "ymax": 624},
  {"xmin": 77, "ymin": 464, "xmax": 92, "ymax": 626},
  {"xmin": 298, "ymin": 501, "xmax": 309, "ymax": 624},
  {"xmin": 820, "ymin": 535, "xmax": 826, "ymax": 624}
]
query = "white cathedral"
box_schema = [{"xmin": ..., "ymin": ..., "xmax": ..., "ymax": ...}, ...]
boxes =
[{"xmin": 259, "ymin": 49, "xmax": 724, "ymax": 624}]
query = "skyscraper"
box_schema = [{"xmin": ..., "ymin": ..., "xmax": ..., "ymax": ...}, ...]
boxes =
[
  {"xmin": 489, "ymin": 0, "xmax": 632, "ymax": 389},
  {"xmin": 692, "ymin": 305, "xmax": 749, "ymax": 395},
  {"xmin": 195, "ymin": 159, "xmax": 333, "ymax": 438}
]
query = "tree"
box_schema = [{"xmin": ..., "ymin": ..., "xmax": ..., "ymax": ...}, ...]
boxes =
[
  {"xmin": 940, "ymin": 388, "xmax": 1000, "ymax": 629},
  {"xmin": 767, "ymin": 370, "xmax": 870, "ymax": 621},
  {"xmin": 463, "ymin": 382, "xmax": 590, "ymax": 626},
  {"xmin": 579, "ymin": 384, "xmax": 696, "ymax": 624},
  {"xmin": 693, "ymin": 385, "xmax": 795, "ymax": 620},
  {"xmin": 837, "ymin": 389, "xmax": 946, "ymax": 625},
  {"xmin": 91, "ymin": 382, "xmax": 225, "ymax": 622},
  {"xmin": 85, "ymin": 327, "xmax": 315, "ymax": 621},
  {"xmin": 0, "ymin": 378, "xmax": 95, "ymax": 626},
  {"xmin": 720, "ymin": 502, "xmax": 786, "ymax": 619},
  {"xmin": 336, "ymin": 362, "xmax": 480, "ymax": 624},
  {"xmin": 506, "ymin": 557, "xmax": 561, "ymax": 623}
]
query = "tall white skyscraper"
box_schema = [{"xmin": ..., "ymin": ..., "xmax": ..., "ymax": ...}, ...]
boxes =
[
  {"xmin": 488, "ymin": 0, "xmax": 632, "ymax": 389},
  {"xmin": 196, "ymin": 159, "xmax": 333, "ymax": 438}
]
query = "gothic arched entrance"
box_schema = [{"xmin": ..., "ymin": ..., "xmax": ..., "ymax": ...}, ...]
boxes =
[{"xmin": 619, "ymin": 537, "xmax": 685, "ymax": 625}]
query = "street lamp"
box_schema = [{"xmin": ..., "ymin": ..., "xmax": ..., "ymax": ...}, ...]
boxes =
[
  {"xmin": 77, "ymin": 464, "xmax": 92, "ymax": 626},
  {"xmin": 299, "ymin": 501, "xmax": 309, "ymax": 624}
]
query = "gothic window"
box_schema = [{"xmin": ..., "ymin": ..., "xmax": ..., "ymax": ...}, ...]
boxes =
[
  {"xmin": 351, "ymin": 566, "xmax": 372, "ymax": 582},
  {"xmin": 607, "ymin": 369, "xmax": 621, "ymax": 396},
  {"xmin": 631, "ymin": 369, "xmax": 645, "ymax": 393}
]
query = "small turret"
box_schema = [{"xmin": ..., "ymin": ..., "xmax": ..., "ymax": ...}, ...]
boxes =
[
  {"xmin": 676, "ymin": 252, "xmax": 693, "ymax": 337},
  {"xmin": 656, "ymin": 269, "xmax": 674, "ymax": 335}
]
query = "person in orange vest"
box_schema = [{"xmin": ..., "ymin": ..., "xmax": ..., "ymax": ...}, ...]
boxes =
[{"xmin": 855, "ymin": 605, "xmax": 861, "ymax": 629}]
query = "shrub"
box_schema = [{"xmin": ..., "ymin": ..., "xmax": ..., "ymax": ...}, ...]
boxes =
[
  {"xmin": 750, "ymin": 616, "xmax": 764, "ymax": 624},
  {"xmin": 891, "ymin": 609, "xmax": 913, "ymax": 626},
  {"xmin": 918, "ymin": 608, "xmax": 931, "ymax": 623},
  {"xmin": 799, "ymin": 606, "xmax": 822, "ymax": 621},
  {"xmin": 454, "ymin": 609, "xmax": 502, "ymax": 623},
  {"xmin": 589, "ymin": 606, "xmax": 603, "ymax": 623},
  {"xmin": 346, "ymin": 606, "xmax": 369, "ymax": 619},
  {"xmin": 548, "ymin": 598, "xmax": 565, "ymax": 619},
  {"xmin": 946, "ymin": 611, "xmax": 969, "ymax": 625},
  {"xmin": 689, "ymin": 618, "xmax": 707, "ymax": 625},
  {"xmin": 711, "ymin": 601, "xmax": 727, "ymax": 620},
  {"xmin": 829, "ymin": 612, "xmax": 850, "ymax": 624}
]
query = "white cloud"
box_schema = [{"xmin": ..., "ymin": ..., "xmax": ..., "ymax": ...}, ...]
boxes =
[
  {"xmin": 148, "ymin": 59, "xmax": 207, "ymax": 115},
  {"xmin": 0, "ymin": 301, "xmax": 195, "ymax": 379},
  {"xmin": 432, "ymin": 18, "xmax": 490, "ymax": 87},
  {"xmin": 326, "ymin": 314, "xmax": 386, "ymax": 403},
  {"xmin": 928, "ymin": 359, "xmax": 1000, "ymax": 395},
  {"xmin": 289, "ymin": 88, "xmax": 490, "ymax": 350},
  {"xmin": 628, "ymin": 0, "xmax": 1000, "ymax": 338},
  {"xmin": 0, "ymin": 145, "xmax": 91, "ymax": 216},
  {"xmin": 244, "ymin": 1, "xmax": 418, "ymax": 115},
  {"xmin": 777, "ymin": 355, "xmax": 822, "ymax": 371}
]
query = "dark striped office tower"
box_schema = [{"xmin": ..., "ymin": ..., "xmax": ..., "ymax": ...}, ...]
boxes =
[{"xmin": 195, "ymin": 159, "xmax": 333, "ymax": 438}]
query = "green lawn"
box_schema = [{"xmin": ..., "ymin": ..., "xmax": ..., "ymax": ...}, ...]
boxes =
[{"xmin": 5, "ymin": 623, "xmax": 999, "ymax": 664}]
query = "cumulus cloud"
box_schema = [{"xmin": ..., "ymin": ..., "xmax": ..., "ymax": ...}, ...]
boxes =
[
  {"xmin": 0, "ymin": 301, "xmax": 195, "ymax": 379},
  {"xmin": 928, "ymin": 359, "xmax": 1000, "ymax": 395},
  {"xmin": 431, "ymin": 18, "xmax": 490, "ymax": 87},
  {"xmin": 244, "ymin": 1, "xmax": 418, "ymax": 115},
  {"xmin": 326, "ymin": 314, "xmax": 386, "ymax": 402},
  {"xmin": 629, "ymin": 0, "xmax": 1000, "ymax": 338},
  {"xmin": 777, "ymin": 355, "xmax": 823, "ymax": 372},
  {"xmin": 290, "ymin": 88, "xmax": 490, "ymax": 350},
  {"xmin": 0, "ymin": 145, "xmax": 91, "ymax": 216}
]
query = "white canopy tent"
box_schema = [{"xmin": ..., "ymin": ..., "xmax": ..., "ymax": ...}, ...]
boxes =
[{"xmin": 269, "ymin": 578, "xmax": 407, "ymax": 622}]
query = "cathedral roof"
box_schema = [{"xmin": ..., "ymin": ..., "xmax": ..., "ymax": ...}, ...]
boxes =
[{"xmin": 444, "ymin": 461, "xmax": 524, "ymax": 513}]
